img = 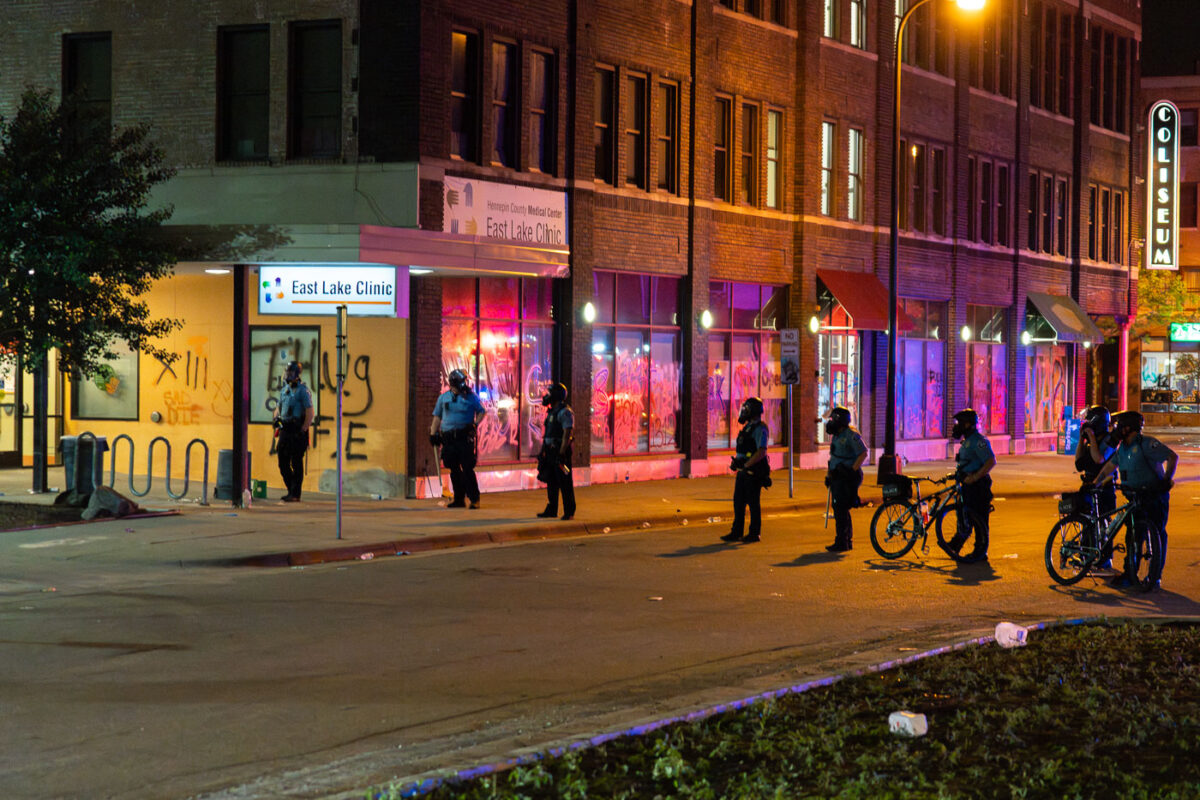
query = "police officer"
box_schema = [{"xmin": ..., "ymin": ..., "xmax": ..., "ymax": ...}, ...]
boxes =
[
  {"xmin": 1091, "ymin": 410, "xmax": 1177, "ymax": 588},
  {"xmin": 430, "ymin": 369, "xmax": 486, "ymax": 508},
  {"xmin": 273, "ymin": 361, "xmax": 314, "ymax": 503},
  {"xmin": 1075, "ymin": 405, "xmax": 1117, "ymax": 571},
  {"xmin": 721, "ymin": 397, "xmax": 770, "ymax": 544},
  {"xmin": 824, "ymin": 406, "xmax": 867, "ymax": 552},
  {"xmin": 536, "ymin": 382, "xmax": 576, "ymax": 521},
  {"xmin": 949, "ymin": 408, "xmax": 995, "ymax": 561}
]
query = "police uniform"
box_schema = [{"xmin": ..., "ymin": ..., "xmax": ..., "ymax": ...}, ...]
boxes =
[
  {"xmin": 827, "ymin": 426, "xmax": 866, "ymax": 549},
  {"xmin": 1115, "ymin": 434, "xmax": 1173, "ymax": 582},
  {"xmin": 433, "ymin": 387, "xmax": 486, "ymax": 507},
  {"xmin": 276, "ymin": 380, "xmax": 313, "ymax": 501},
  {"xmin": 726, "ymin": 419, "xmax": 770, "ymax": 543},
  {"xmin": 539, "ymin": 402, "xmax": 576, "ymax": 519},
  {"xmin": 953, "ymin": 430, "xmax": 994, "ymax": 558}
]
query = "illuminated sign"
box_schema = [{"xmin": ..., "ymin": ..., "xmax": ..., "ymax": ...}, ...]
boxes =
[
  {"xmin": 1169, "ymin": 322, "xmax": 1200, "ymax": 342},
  {"xmin": 1147, "ymin": 101, "xmax": 1180, "ymax": 270},
  {"xmin": 257, "ymin": 265, "xmax": 399, "ymax": 316}
]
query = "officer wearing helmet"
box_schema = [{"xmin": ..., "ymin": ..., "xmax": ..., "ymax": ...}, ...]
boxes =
[
  {"xmin": 430, "ymin": 368, "xmax": 486, "ymax": 508},
  {"xmin": 1090, "ymin": 410, "xmax": 1177, "ymax": 588},
  {"xmin": 536, "ymin": 382, "xmax": 576, "ymax": 520},
  {"xmin": 1075, "ymin": 405, "xmax": 1118, "ymax": 571},
  {"xmin": 272, "ymin": 360, "xmax": 314, "ymax": 502},
  {"xmin": 824, "ymin": 406, "xmax": 867, "ymax": 552},
  {"xmin": 948, "ymin": 408, "xmax": 995, "ymax": 561},
  {"xmin": 720, "ymin": 397, "xmax": 771, "ymax": 544}
]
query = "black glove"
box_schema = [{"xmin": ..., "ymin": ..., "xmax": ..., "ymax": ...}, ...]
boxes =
[
  {"xmin": 823, "ymin": 473, "xmax": 831, "ymax": 487},
  {"xmin": 730, "ymin": 456, "xmax": 747, "ymax": 472},
  {"xmin": 430, "ymin": 432, "xmax": 442, "ymax": 447}
]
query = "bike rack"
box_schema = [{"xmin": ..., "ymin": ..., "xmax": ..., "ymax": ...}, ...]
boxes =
[
  {"xmin": 108, "ymin": 434, "xmax": 210, "ymax": 505},
  {"xmin": 72, "ymin": 431, "xmax": 103, "ymax": 491}
]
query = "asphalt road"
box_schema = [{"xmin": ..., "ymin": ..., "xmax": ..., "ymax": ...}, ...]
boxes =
[{"xmin": 2, "ymin": 475, "xmax": 1199, "ymax": 800}]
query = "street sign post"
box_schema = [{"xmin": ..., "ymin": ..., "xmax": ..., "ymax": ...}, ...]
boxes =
[
  {"xmin": 780, "ymin": 328, "xmax": 800, "ymax": 498},
  {"xmin": 336, "ymin": 306, "xmax": 348, "ymax": 540}
]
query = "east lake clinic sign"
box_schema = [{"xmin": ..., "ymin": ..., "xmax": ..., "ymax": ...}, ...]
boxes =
[
  {"xmin": 1147, "ymin": 100, "xmax": 1180, "ymax": 270},
  {"xmin": 443, "ymin": 176, "xmax": 568, "ymax": 246},
  {"xmin": 257, "ymin": 265, "xmax": 399, "ymax": 316}
]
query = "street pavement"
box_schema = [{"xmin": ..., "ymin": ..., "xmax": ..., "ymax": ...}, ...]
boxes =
[{"xmin": 1, "ymin": 431, "xmax": 1199, "ymax": 799}]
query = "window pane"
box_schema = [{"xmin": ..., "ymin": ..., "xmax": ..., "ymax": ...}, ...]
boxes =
[
  {"xmin": 708, "ymin": 281, "xmax": 732, "ymax": 329},
  {"xmin": 219, "ymin": 27, "xmax": 269, "ymax": 160},
  {"xmin": 900, "ymin": 339, "xmax": 924, "ymax": 439},
  {"xmin": 520, "ymin": 323, "xmax": 553, "ymax": 458},
  {"xmin": 615, "ymin": 329, "xmax": 649, "ymax": 452},
  {"xmin": 441, "ymin": 318, "xmax": 477, "ymax": 391},
  {"xmin": 730, "ymin": 334, "xmax": 759, "ymax": 419},
  {"xmin": 707, "ymin": 335, "xmax": 732, "ymax": 448},
  {"xmin": 479, "ymin": 277, "xmax": 519, "ymax": 319},
  {"xmin": 925, "ymin": 340, "xmax": 944, "ymax": 437},
  {"xmin": 761, "ymin": 334, "xmax": 784, "ymax": 446},
  {"xmin": 650, "ymin": 276, "xmax": 679, "ymax": 327},
  {"xmin": 649, "ymin": 331, "xmax": 681, "ymax": 451},
  {"xmin": 731, "ymin": 282, "xmax": 761, "ymax": 329},
  {"xmin": 615, "ymin": 273, "xmax": 651, "ymax": 325},
  {"xmin": 591, "ymin": 329, "xmax": 615, "ymax": 455},
  {"xmin": 442, "ymin": 277, "xmax": 476, "ymax": 317},
  {"xmin": 522, "ymin": 278, "xmax": 554, "ymax": 321},
  {"xmin": 477, "ymin": 321, "xmax": 520, "ymax": 462},
  {"xmin": 990, "ymin": 344, "xmax": 1007, "ymax": 434},
  {"xmin": 290, "ymin": 21, "xmax": 342, "ymax": 158},
  {"xmin": 761, "ymin": 284, "xmax": 786, "ymax": 331},
  {"xmin": 593, "ymin": 270, "xmax": 615, "ymax": 324}
]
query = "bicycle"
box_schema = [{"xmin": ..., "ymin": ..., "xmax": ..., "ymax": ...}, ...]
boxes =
[
  {"xmin": 870, "ymin": 474, "xmax": 988, "ymax": 563},
  {"xmin": 1045, "ymin": 483, "xmax": 1163, "ymax": 591}
]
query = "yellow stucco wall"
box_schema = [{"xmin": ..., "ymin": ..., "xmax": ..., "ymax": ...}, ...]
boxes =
[{"xmin": 63, "ymin": 271, "xmax": 410, "ymax": 498}]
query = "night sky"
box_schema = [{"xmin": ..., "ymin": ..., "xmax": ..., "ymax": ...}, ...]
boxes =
[{"xmin": 1142, "ymin": 0, "xmax": 1200, "ymax": 76}]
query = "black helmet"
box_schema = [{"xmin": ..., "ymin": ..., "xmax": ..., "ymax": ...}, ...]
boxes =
[
  {"xmin": 448, "ymin": 369, "xmax": 469, "ymax": 392},
  {"xmin": 1084, "ymin": 405, "xmax": 1110, "ymax": 432},
  {"xmin": 285, "ymin": 361, "xmax": 302, "ymax": 382},
  {"xmin": 951, "ymin": 408, "xmax": 978, "ymax": 440},
  {"xmin": 825, "ymin": 406, "xmax": 851, "ymax": 435},
  {"xmin": 1112, "ymin": 409, "xmax": 1143, "ymax": 436},
  {"xmin": 738, "ymin": 397, "xmax": 764, "ymax": 424},
  {"xmin": 542, "ymin": 382, "xmax": 568, "ymax": 406}
]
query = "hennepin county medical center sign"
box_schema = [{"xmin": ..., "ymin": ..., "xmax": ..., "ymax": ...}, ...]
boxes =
[{"xmin": 1148, "ymin": 100, "xmax": 1180, "ymax": 271}]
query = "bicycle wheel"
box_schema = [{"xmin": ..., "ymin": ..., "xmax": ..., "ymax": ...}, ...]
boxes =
[
  {"xmin": 1124, "ymin": 518, "xmax": 1162, "ymax": 592},
  {"xmin": 1044, "ymin": 514, "xmax": 1096, "ymax": 585},
  {"xmin": 935, "ymin": 503, "xmax": 988, "ymax": 563},
  {"xmin": 869, "ymin": 500, "xmax": 920, "ymax": 559}
]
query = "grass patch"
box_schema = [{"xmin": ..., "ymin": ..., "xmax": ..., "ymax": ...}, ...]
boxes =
[
  {"xmin": 0, "ymin": 501, "xmax": 84, "ymax": 531},
  {"xmin": 385, "ymin": 621, "xmax": 1200, "ymax": 799}
]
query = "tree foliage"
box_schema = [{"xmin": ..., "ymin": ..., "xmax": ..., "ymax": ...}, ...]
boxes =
[
  {"xmin": 1134, "ymin": 268, "xmax": 1190, "ymax": 338},
  {"xmin": 0, "ymin": 88, "xmax": 182, "ymax": 378}
]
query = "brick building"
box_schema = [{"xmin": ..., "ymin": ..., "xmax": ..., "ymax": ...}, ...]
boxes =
[{"xmin": 0, "ymin": 0, "xmax": 1140, "ymax": 497}]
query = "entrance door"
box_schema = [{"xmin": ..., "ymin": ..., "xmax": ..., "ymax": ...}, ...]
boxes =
[{"xmin": 0, "ymin": 356, "xmax": 19, "ymax": 467}]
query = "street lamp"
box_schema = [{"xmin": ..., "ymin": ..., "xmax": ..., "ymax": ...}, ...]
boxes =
[{"xmin": 879, "ymin": 0, "xmax": 986, "ymax": 481}]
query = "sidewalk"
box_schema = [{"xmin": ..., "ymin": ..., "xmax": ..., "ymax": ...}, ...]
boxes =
[{"xmin": 4, "ymin": 445, "xmax": 1158, "ymax": 570}]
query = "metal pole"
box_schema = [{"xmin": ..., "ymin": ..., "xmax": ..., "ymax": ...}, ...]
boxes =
[
  {"xmin": 336, "ymin": 305, "xmax": 347, "ymax": 540},
  {"xmin": 787, "ymin": 383, "xmax": 794, "ymax": 498}
]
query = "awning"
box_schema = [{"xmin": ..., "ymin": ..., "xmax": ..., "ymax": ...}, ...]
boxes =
[
  {"xmin": 1025, "ymin": 292, "xmax": 1104, "ymax": 344},
  {"xmin": 816, "ymin": 268, "xmax": 914, "ymax": 332},
  {"xmin": 359, "ymin": 225, "xmax": 570, "ymax": 278}
]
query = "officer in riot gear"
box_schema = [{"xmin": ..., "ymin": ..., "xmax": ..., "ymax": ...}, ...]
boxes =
[
  {"xmin": 273, "ymin": 360, "xmax": 314, "ymax": 502},
  {"xmin": 1074, "ymin": 405, "xmax": 1117, "ymax": 570},
  {"xmin": 536, "ymin": 382, "xmax": 576, "ymax": 520},
  {"xmin": 430, "ymin": 368, "xmax": 486, "ymax": 508},
  {"xmin": 948, "ymin": 408, "xmax": 995, "ymax": 561},
  {"xmin": 721, "ymin": 397, "xmax": 771, "ymax": 544},
  {"xmin": 824, "ymin": 406, "xmax": 866, "ymax": 552}
]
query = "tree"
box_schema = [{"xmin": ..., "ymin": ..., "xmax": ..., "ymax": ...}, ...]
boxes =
[
  {"xmin": 0, "ymin": 89, "xmax": 183, "ymax": 490},
  {"xmin": 1132, "ymin": 269, "xmax": 1190, "ymax": 339}
]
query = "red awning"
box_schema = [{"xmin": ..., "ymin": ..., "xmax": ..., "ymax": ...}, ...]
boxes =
[{"xmin": 816, "ymin": 268, "xmax": 914, "ymax": 332}]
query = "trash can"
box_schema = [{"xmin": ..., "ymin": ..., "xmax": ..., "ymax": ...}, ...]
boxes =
[
  {"xmin": 62, "ymin": 435, "xmax": 108, "ymax": 492},
  {"xmin": 214, "ymin": 449, "xmax": 251, "ymax": 500}
]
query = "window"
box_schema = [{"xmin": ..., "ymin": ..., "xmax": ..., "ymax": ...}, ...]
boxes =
[
  {"xmin": 899, "ymin": 139, "xmax": 947, "ymax": 234},
  {"xmin": 1054, "ymin": 178, "xmax": 1068, "ymax": 256},
  {"xmin": 765, "ymin": 0, "xmax": 786, "ymax": 25},
  {"xmin": 900, "ymin": 138, "xmax": 912, "ymax": 230},
  {"xmin": 850, "ymin": 0, "xmax": 867, "ymax": 49},
  {"xmin": 72, "ymin": 342, "xmax": 138, "ymax": 420},
  {"xmin": 1088, "ymin": 186, "xmax": 1126, "ymax": 264},
  {"xmin": 979, "ymin": 160, "xmax": 992, "ymax": 244},
  {"xmin": 1040, "ymin": 176, "xmax": 1053, "ymax": 253},
  {"xmin": 1025, "ymin": 344, "xmax": 1070, "ymax": 433},
  {"xmin": 911, "ymin": 143, "xmax": 926, "ymax": 232},
  {"xmin": 1099, "ymin": 188, "xmax": 1111, "ymax": 262},
  {"xmin": 967, "ymin": 1, "xmax": 1012, "ymax": 97},
  {"xmin": 821, "ymin": 121, "xmax": 835, "ymax": 215},
  {"xmin": 997, "ymin": 165, "xmax": 1010, "ymax": 247},
  {"xmin": 491, "ymin": 42, "xmax": 518, "ymax": 167},
  {"xmin": 289, "ymin": 21, "xmax": 342, "ymax": 159},
  {"xmin": 451, "ymin": 31, "xmax": 479, "ymax": 161},
  {"xmin": 529, "ymin": 50, "xmax": 555, "ymax": 174},
  {"xmin": 1029, "ymin": 2, "xmax": 1073, "ymax": 116},
  {"xmin": 1027, "ymin": 172, "xmax": 1039, "ymax": 251},
  {"xmin": 218, "ymin": 26, "xmax": 269, "ymax": 161},
  {"xmin": 715, "ymin": 98, "xmax": 732, "ymax": 201},
  {"xmin": 741, "ymin": 103, "xmax": 758, "ymax": 205},
  {"xmin": 594, "ymin": 67, "xmax": 615, "ymax": 184},
  {"xmin": 63, "ymin": 32, "xmax": 112, "ymax": 130},
  {"xmin": 966, "ymin": 157, "xmax": 976, "ymax": 240},
  {"xmin": 708, "ymin": 282, "xmax": 788, "ymax": 449},
  {"xmin": 897, "ymin": 299, "xmax": 946, "ymax": 439},
  {"xmin": 932, "ymin": 148, "xmax": 946, "ymax": 235},
  {"xmin": 591, "ymin": 272, "xmax": 682, "ymax": 455},
  {"xmin": 1087, "ymin": 186, "xmax": 1097, "ymax": 260},
  {"xmin": 657, "ymin": 82, "xmax": 679, "ymax": 193},
  {"xmin": 847, "ymin": 127, "xmax": 863, "ymax": 221},
  {"xmin": 965, "ymin": 305, "xmax": 1007, "ymax": 435},
  {"xmin": 1183, "ymin": 183, "xmax": 1199, "ymax": 229},
  {"xmin": 624, "ymin": 74, "xmax": 647, "ymax": 188},
  {"xmin": 1113, "ymin": 191, "xmax": 1124, "ymax": 264},
  {"xmin": 897, "ymin": 0, "xmax": 949, "ymax": 74},
  {"xmin": 1090, "ymin": 28, "xmax": 1131, "ymax": 133},
  {"xmin": 441, "ymin": 278, "xmax": 555, "ymax": 463},
  {"xmin": 824, "ymin": 0, "xmax": 839, "ymax": 38},
  {"xmin": 766, "ymin": 109, "xmax": 782, "ymax": 209},
  {"xmin": 1182, "ymin": 109, "xmax": 1199, "ymax": 147}
]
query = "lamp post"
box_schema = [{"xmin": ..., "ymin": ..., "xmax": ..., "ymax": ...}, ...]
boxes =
[{"xmin": 879, "ymin": 0, "xmax": 985, "ymax": 481}]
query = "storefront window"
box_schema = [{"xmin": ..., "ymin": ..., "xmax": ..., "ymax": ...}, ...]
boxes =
[
  {"xmin": 965, "ymin": 304, "xmax": 1008, "ymax": 435},
  {"xmin": 1141, "ymin": 341, "xmax": 1200, "ymax": 412},
  {"xmin": 591, "ymin": 271, "xmax": 682, "ymax": 455},
  {"xmin": 706, "ymin": 281, "xmax": 787, "ymax": 448},
  {"xmin": 897, "ymin": 299, "xmax": 945, "ymax": 439},
  {"xmin": 1024, "ymin": 344, "xmax": 1070, "ymax": 433},
  {"xmin": 441, "ymin": 276, "xmax": 553, "ymax": 463},
  {"xmin": 816, "ymin": 303, "xmax": 860, "ymax": 445}
]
